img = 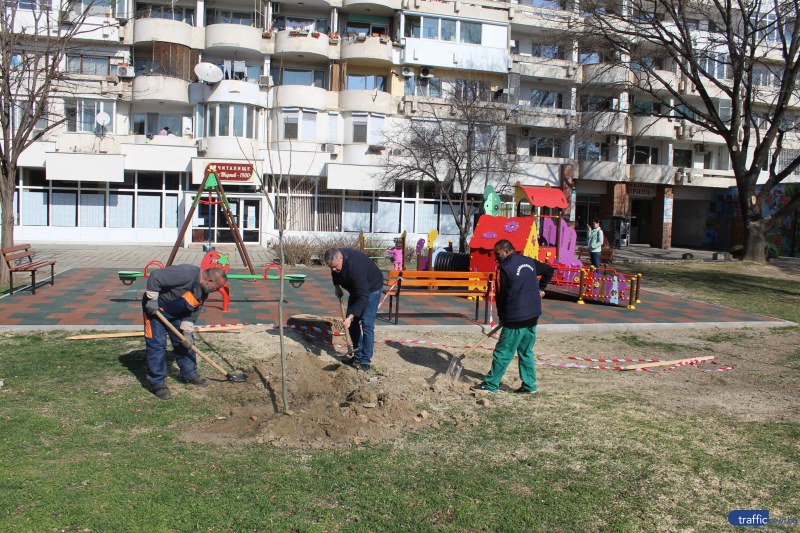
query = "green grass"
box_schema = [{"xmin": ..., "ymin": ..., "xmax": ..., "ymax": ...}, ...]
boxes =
[
  {"xmin": 630, "ymin": 261, "xmax": 800, "ymax": 323},
  {"xmin": 1, "ymin": 332, "xmax": 799, "ymax": 531}
]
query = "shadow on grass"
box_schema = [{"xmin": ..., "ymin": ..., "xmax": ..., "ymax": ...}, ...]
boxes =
[
  {"xmin": 118, "ymin": 349, "xmax": 189, "ymax": 391},
  {"xmin": 385, "ymin": 340, "xmax": 485, "ymax": 384}
]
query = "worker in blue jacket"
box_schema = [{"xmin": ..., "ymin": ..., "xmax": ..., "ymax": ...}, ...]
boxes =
[
  {"xmin": 142, "ymin": 265, "xmax": 227, "ymax": 400},
  {"xmin": 323, "ymin": 248, "xmax": 384, "ymax": 371},
  {"xmin": 471, "ymin": 239, "xmax": 554, "ymax": 394}
]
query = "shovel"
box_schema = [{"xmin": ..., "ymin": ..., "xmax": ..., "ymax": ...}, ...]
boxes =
[
  {"xmin": 339, "ymin": 297, "xmax": 355, "ymax": 357},
  {"xmin": 446, "ymin": 324, "xmax": 503, "ymax": 382},
  {"xmin": 154, "ymin": 311, "xmax": 247, "ymax": 383}
]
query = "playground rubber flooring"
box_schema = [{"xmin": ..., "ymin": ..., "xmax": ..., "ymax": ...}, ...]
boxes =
[{"xmin": 0, "ymin": 267, "xmax": 785, "ymax": 330}]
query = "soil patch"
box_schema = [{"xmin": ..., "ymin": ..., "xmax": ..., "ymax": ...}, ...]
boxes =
[{"xmin": 179, "ymin": 324, "xmax": 800, "ymax": 449}]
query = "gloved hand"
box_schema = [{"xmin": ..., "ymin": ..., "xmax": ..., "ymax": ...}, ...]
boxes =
[
  {"xmin": 181, "ymin": 331, "xmax": 194, "ymax": 349},
  {"xmin": 144, "ymin": 291, "xmax": 160, "ymax": 315},
  {"xmin": 180, "ymin": 321, "xmax": 195, "ymax": 348}
]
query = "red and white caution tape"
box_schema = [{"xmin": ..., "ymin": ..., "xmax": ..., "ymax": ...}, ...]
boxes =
[{"xmin": 568, "ymin": 356, "xmax": 662, "ymax": 363}]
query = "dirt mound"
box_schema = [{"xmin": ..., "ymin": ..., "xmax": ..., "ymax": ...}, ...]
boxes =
[{"xmin": 180, "ymin": 328, "xmax": 452, "ymax": 449}]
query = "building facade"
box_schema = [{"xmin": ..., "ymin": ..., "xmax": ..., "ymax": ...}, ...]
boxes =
[{"xmin": 5, "ymin": 0, "xmax": 798, "ymax": 252}]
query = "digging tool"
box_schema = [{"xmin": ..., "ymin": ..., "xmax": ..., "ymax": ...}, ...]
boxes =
[
  {"xmin": 446, "ymin": 324, "xmax": 503, "ymax": 382},
  {"xmin": 153, "ymin": 311, "xmax": 247, "ymax": 382},
  {"xmin": 339, "ymin": 297, "xmax": 355, "ymax": 357}
]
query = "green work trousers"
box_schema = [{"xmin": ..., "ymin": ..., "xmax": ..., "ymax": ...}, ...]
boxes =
[{"xmin": 483, "ymin": 325, "xmax": 538, "ymax": 392}]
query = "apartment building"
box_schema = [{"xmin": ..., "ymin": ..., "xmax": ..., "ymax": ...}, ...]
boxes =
[{"xmin": 6, "ymin": 0, "xmax": 796, "ymax": 251}]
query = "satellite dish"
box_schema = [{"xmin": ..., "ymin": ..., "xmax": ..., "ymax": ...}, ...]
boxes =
[
  {"xmin": 95, "ymin": 112, "xmax": 111, "ymax": 127},
  {"xmin": 194, "ymin": 62, "xmax": 223, "ymax": 84}
]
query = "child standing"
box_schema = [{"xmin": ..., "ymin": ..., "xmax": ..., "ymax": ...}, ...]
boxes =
[{"xmin": 388, "ymin": 240, "xmax": 404, "ymax": 270}]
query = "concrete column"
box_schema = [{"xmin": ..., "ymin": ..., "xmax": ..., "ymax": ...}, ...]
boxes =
[
  {"xmin": 560, "ymin": 164, "xmax": 576, "ymax": 224},
  {"xmin": 652, "ymin": 185, "xmax": 674, "ymax": 248}
]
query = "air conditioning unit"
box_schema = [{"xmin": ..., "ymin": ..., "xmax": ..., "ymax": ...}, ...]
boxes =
[
  {"xmin": 521, "ymin": 128, "xmax": 530, "ymax": 137},
  {"xmin": 116, "ymin": 65, "xmax": 135, "ymax": 78},
  {"xmin": 419, "ymin": 67, "xmax": 435, "ymax": 78},
  {"xmin": 196, "ymin": 138, "xmax": 208, "ymax": 153},
  {"xmin": 401, "ymin": 67, "xmax": 415, "ymax": 77},
  {"xmin": 676, "ymin": 125, "xmax": 685, "ymax": 139},
  {"xmin": 321, "ymin": 143, "xmax": 338, "ymax": 154},
  {"xmin": 258, "ymin": 75, "xmax": 273, "ymax": 87},
  {"xmin": 678, "ymin": 78, "xmax": 688, "ymax": 93},
  {"xmin": 695, "ymin": 144, "xmax": 705, "ymax": 153},
  {"xmin": 565, "ymin": 66, "xmax": 574, "ymax": 77}
]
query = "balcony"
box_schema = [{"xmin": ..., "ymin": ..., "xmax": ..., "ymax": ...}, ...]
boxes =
[
  {"xmin": 342, "ymin": 0, "xmax": 400, "ymax": 12},
  {"xmin": 516, "ymin": 107, "xmax": 572, "ymax": 129},
  {"xmin": 578, "ymin": 160, "xmax": 629, "ymax": 181},
  {"xmin": 581, "ymin": 63, "xmax": 630, "ymax": 86},
  {"xmin": 339, "ymin": 90, "xmax": 394, "ymax": 114},
  {"xmin": 273, "ymin": 85, "xmax": 330, "ymax": 110},
  {"xmin": 132, "ymin": 17, "xmax": 195, "ymax": 47},
  {"xmin": 273, "ymin": 30, "xmax": 333, "ymax": 60},
  {"xmin": 191, "ymin": 79, "xmax": 264, "ymax": 106},
  {"xmin": 630, "ymin": 163, "xmax": 674, "ymax": 183},
  {"xmin": 509, "ymin": 3, "xmax": 577, "ymax": 32},
  {"xmin": 132, "ymin": 75, "xmax": 190, "ymax": 105},
  {"xmin": 631, "ymin": 116, "xmax": 676, "ymax": 139},
  {"xmin": 205, "ymin": 23, "xmax": 263, "ymax": 56},
  {"xmin": 203, "ymin": 136, "xmax": 261, "ymax": 160},
  {"xmin": 341, "ymin": 35, "xmax": 393, "ymax": 65},
  {"xmin": 580, "ymin": 111, "xmax": 628, "ymax": 136},
  {"xmin": 511, "ymin": 55, "xmax": 577, "ymax": 82}
]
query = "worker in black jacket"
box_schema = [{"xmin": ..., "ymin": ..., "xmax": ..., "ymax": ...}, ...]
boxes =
[
  {"xmin": 142, "ymin": 265, "xmax": 227, "ymax": 400},
  {"xmin": 471, "ymin": 239, "xmax": 554, "ymax": 394},
  {"xmin": 323, "ymin": 248, "xmax": 384, "ymax": 371}
]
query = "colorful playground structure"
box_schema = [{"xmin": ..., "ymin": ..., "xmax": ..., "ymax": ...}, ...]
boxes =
[{"xmin": 468, "ymin": 183, "xmax": 642, "ymax": 309}]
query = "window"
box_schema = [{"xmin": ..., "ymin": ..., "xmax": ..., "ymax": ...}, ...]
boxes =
[
  {"xmin": 459, "ymin": 21, "xmax": 481, "ymax": 44},
  {"xmin": 703, "ymin": 53, "xmax": 728, "ymax": 80},
  {"xmin": 283, "ymin": 110, "xmax": 298, "ymax": 140},
  {"xmin": 301, "ymin": 110, "xmax": 316, "ymax": 142},
  {"xmin": 273, "ymin": 16, "xmax": 326, "ymax": 32},
  {"xmin": 12, "ymin": 101, "xmax": 48, "ymax": 131},
  {"xmin": 630, "ymin": 97, "xmax": 662, "ymax": 116},
  {"xmin": 672, "ymin": 149, "xmax": 693, "ymax": 167},
  {"xmin": 532, "ymin": 43, "xmax": 563, "ymax": 60},
  {"xmin": 750, "ymin": 13, "xmax": 781, "ymax": 43},
  {"xmin": 456, "ymin": 79, "xmax": 489, "ymax": 101},
  {"xmin": 527, "ymin": 0, "xmax": 565, "ymax": 10},
  {"xmin": 673, "ymin": 104, "xmax": 694, "ymax": 119},
  {"xmin": 346, "ymin": 74, "xmax": 387, "ymax": 91},
  {"xmin": 579, "ymin": 51, "xmax": 600, "ymax": 64},
  {"xmin": 132, "ymin": 113, "xmax": 185, "ymax": 136},
  {"xmin": 718, "ymin": 100, "xmax": 732, "ymax": 123},
  {"xmin": 65, "ymin": 99, "xmax": 115, "ymax": 134},
  {"xmin": 17, "ymin": 0, "xmax": 51, "ymax": 10},
  {"xmin": 417, "ymin": 77, "xmax": 441, "ymax": 97},
  {"xmin": 207, "ymin": 8, "xmax": 257, "ymax": 27},
  {"xmin": 422, "ymin": 16, "xmax": 438, "ymax": 39},
  {"xmin": 577, "ymin": 140, "xmax": 606, "ymax": 161},
  {"xmin": 529, "ymin": 137, "xmax": 562, "ymax": 157},
  {"xmin": 137, "ymin": 3, "xmax": 195, "ymax": 24},
  {"xmin": 579, "ymin": 94, "xmax": 612, "ymax": 112},
  {"xmin": 778, "ymin": 149, "xmax": 800, "ymax": 175},
  {"xmin": 66, "ymin": 55, "xmax": 110, "ymax": 76},
  {"xmin": 529, "ymin": 89, "xmax": 563, "ymax": 109},
  {"xmin": 271, "ymin": 67, "xmax": 326, "ymax": 88},
  {"xmin": 441, "ymin": 19, "xmax": 456, "ymax": 41},
  {"xmin": 631, "ymin": 146, "xmax": 659, "ymax": 164},
  {"xmin": 631, "ymin": 56, "xmax": 665, "ymax": 71},
  {"xmin": 353, "ymin": 115, "xmax": 368, "ymax": 143}
]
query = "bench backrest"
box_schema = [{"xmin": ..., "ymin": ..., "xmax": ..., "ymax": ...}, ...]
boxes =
[
  {"xmin": 1, "ymin": 244, "xmax": 35, "ymax": 266},
  {"xmin": 387, "ymin": 270, "xmax": 494, "ymax": 290}
]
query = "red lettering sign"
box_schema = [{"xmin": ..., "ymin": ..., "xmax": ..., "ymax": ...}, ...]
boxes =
[{"xmin": 206, "ymin": 163, "xmax": 254, "ymax": 182}]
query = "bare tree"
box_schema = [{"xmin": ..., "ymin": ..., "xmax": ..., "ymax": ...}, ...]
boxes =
[
  {"xmin": 574, "ymin": 0, "xmax": 800, "ymax": 261},
  {"xmin": 0, "ymin": 0, "xmax": 110, "ymax": 284},
  {"xmin": 382, "ymin": 78, "xmax": 520, "ymax": 251}
]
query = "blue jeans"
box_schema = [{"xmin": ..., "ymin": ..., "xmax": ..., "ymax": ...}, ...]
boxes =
[
  {"xmin": 348, "ymin": 289, "xmax": 382, "ymax": 365},
  {"xmin": 142, "ymin": 302, "xmax": 198, "ymax": 388},
  {"xmin": 590, "ymin": 251, "xmax": 601, "ymax": 269}
]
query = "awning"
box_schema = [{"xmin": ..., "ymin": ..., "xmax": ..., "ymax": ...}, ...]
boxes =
[
  {"xmin": 514, "ymin": 183, "xmax": 568, "ymax": 209},
  {"xmin": 45, "ymin": 152, "xmax": 125, "ymax": 182}
]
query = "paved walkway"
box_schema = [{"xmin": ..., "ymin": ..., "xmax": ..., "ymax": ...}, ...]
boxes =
[{"xmin": 0, "ymin": 243, "xmax": 793, "ymax": 332}]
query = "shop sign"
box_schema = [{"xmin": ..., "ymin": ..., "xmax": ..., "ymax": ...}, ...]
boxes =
[
  {"xmin": 207, "ymin": 163, "xmax": 254, "ymax": 182},
  {"xmin": 628, "ymin": 183, "xmax": 657, "ymax": 198}
]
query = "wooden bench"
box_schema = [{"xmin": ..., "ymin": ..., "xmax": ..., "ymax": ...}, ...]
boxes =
[
  {"xmin": 384, "ymin": 270, "xmax": 495, "ymax": 324},
  {"xmin": 576, "ymin": 246, "xmax": 615, "ymax": 265},
  {"xmin": 1, "ymin": 244, "xmax": 56, "ymax": 295}
]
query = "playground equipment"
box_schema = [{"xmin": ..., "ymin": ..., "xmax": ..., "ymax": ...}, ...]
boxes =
[
  {"xmin": 358, "ymin": 230, "xmax": 407, "ymax": 268},
  {"xmin": 118, "ymin": 250, "xmax": 306, "ymax": 312},
  {"xmin": 469, "ymin": 183, "xmax": 642, "ymax": 309}
]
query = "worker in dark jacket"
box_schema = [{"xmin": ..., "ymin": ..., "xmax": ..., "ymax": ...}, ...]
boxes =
[
  {"xmin": 471, "ymin": 239, "xmax": 554, "ymax": 394},
  {"xmin": 323, "ymin": 248, "xmax": 384, "ymax": 371},
  {"xmin": 142, "ymin": 265, "xmax": 227, "ymax": 400}
]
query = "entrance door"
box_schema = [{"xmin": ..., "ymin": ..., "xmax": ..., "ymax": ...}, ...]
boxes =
[
  {"xmin": 575, "ymin": 195, "xmax": 601, "ymax": 244},
  {"xmin": 191, "ymin": 196, "xmax": 261, "ymax": 245},
  {"xmin": 630, "ymin": 199, "xmax": 652, "ymax": 244}
]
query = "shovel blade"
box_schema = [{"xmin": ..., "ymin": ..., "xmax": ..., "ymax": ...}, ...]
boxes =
[
  {"xmin": 227, "ymin": 371, "xmax": 248, "ymax": 383},
  {"xmin": 446, "ymin": 355, "xmax": 465, "ymax": 381}
]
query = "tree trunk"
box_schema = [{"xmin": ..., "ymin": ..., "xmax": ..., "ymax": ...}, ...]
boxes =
[
  {"xmin": 743, "ymin": 218, "xmax": 768, "ymax": 263},
  {"xmin": 0, "ymin": 164, "xmax": 16, "ymax": 287}
]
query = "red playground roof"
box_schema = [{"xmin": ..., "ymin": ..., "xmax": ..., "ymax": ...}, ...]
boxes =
[
  {"xmin": 470, "ymin": 216, "xmax": 534, "ymax": 251},
  {"xmin": 515, "ymin": 184, "xmax": 568, "ymax": 209}
]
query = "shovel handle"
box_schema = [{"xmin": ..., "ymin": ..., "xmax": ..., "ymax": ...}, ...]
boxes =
[
  {"xmin": 461, "ymin": 324, "xmax": 503, "ymax": 359},
  {"xmin": 153, "ymin": 311, "xmax": 230, "ymax": 378},
  {"xmin": 339, "ymin": 297, "xmax": 354, "ymax": 355}
]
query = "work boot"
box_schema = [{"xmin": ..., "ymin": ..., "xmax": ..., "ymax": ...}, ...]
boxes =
[
  {"xmin": 151, "ymin": 385, "xmax": 172, "ymax": 400},
  {"xmin": 342, "ymin": 356, "xmax": 358, "ymax": 369},
  {"xmin": 186, "ymin": 376, "xmax": 209, "ymax": 387},
  {"xmin": 513, "ymin": 387, "xmax": 538, "ymax": 395},
  {"xmin": 359, "ymin": 363, "xmax": 371, "ymax": 372},
  {"xmin": 469, "ymin": 382, "xmax": 496, "ymax": 393}
]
